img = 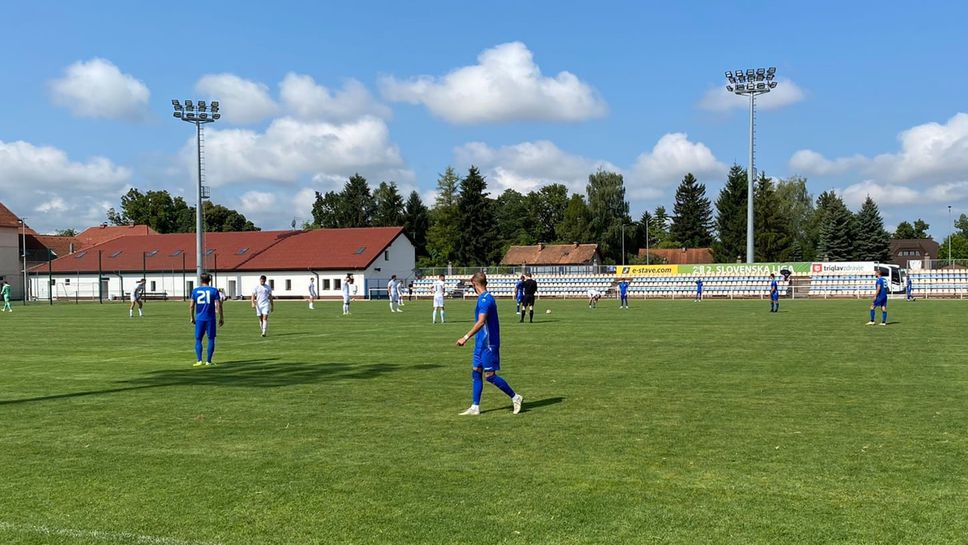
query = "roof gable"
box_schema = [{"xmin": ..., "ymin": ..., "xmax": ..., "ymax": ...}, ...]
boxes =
[{"xmin": 500, "ymin": 243, "xmax": 600, "ymax": 265}]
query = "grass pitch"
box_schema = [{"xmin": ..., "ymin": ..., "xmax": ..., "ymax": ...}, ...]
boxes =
[{"xmin": 1, "ymin": 296, "xmax": 966, "ymax": 544}]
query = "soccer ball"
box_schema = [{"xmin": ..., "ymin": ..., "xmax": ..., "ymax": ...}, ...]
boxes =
[{"xmin": 545, "ymin": 309, "xmax": 552, "ymax": 314}]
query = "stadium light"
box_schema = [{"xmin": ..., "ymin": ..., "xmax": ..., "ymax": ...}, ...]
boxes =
[
  {"xmin": 20, "ymin": 217, "xmax": 27, "ymax": 305},
  {"xmin": 722, "ymin": 66, "xmax": 779, "ymax": 263},
  {"xmin": 949, "ymin": 205, "xmax": 953, "ymax": 264},
  {"xmin": 172, "ymin": 98, "xmax": 220, "ymax": 284}
]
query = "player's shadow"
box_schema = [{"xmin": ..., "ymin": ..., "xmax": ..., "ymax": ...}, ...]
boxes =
[
  {"xmin": 480, "ymin": 396, "xmax": 564, "ymax": 414},
  {"xmin": 0, "ymin": 360, "xmax": 444, "ymax": 405}
]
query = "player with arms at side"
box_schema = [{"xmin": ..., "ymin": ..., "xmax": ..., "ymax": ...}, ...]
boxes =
[
  {"xmin": 388, "ymin": 274, "xmax": 402, "ymax": 313},
  {"xmin": 308, "ymin": 277, "xmax": 317, "ymax": 310},
  {"xmin": 456, "ymin": 272, "xmax": 523, "ymax": 416},
  {"xmin": 190, "ymin": 273, "xmax": 223, "ymax": 367},
  {"xmin": 130, "ymin": 278, "xmax": 146, "ymax": 318},
  {"xmin": 341, "ymin": 275, "xmax": 355, "ymax": 315},
  {"xmin": 514, "ymin": 275, "xmax": 525, "ymax": 314},
  {"xmin": 769, "ymin": 273, "xmax": 779, "ymax": 313},
  {"xmin": 1, "ymin": 280, "xmax": 12, "ymax": 312},
  {"xmin": 432, "ymin": 274, "xmax": 447, "ymax": 324},
  {"xmin": 251, "ymin": 275, "xmax": 274, "ymax": 337},
  {"xmin": 520, "ymin": 273, "xmax": 538, "ymax": 323},
  {"xmin": 618, "ymin": 278, "xmax": 630, "ymax": 309},
  {"xmin": 867, "ymin": 268, "xmax": 888, "ymax": 326}
]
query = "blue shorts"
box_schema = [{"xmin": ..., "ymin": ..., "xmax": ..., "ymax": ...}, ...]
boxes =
[
  {"xmin": 771, "ymin": 293, "xmax": 779, "ymax": 301},
  {"xmin": 472, "ymin": 347, "xmax": 501, "ymax": 372},
  {"xmin": 873, "ymin": 296, "xmax": 888, "ymax": 307},
  {"xmin": 195, "ymin": 319, "xmax": 217, "ymax": 340}
]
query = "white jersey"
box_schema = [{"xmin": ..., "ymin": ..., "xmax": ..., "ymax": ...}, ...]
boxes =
[
  {"xmin": 253, "ymin": 284, "xmax": 273, "ymax": 306},
  {"xmin": 587, "ymin": 288, "xmax": 602, "ymax": 298},
  {"xmin": 388, "ymin": 280, "xmax": 399, "ymax": 298},
  {"xmin": 132, "ymin": 283, "xmax": 146, "ymax": 301},
  {"xmin": 342, "ymin": 281, "xmax": 353, "ymax": 301},
  {"xmin": 308, "ymin": 282, "xmax": 317, "ymax": 297},
  {"xmin": 433, "ymin": 280, "xmax": 446, "ymax": 297}
]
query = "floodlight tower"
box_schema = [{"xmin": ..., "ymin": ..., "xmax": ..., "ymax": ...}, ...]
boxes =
[
  {"xmin": 172, "ymin": 99, "xmax": 220, "ymax": 283},
  {"xmin": 724, "ymin": 67, "xmax": 778, "ymax": 263}
]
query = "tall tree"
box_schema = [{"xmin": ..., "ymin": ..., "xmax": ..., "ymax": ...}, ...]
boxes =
[
  {"xmin": 337, "ymin": 174, "xmax": 374, "ymax": 227},
  {"xmin": 815, "ymin": 191, "xmax": 854, "ymax": 261},
  {"xmin": 107, "ymin": 188, "xmax": 214, "ymax": 233},
  {"xmin": 956, "ymin": 213, "xmax": 968, "ymax": 238},
  {"xmin": 372, "ymin": 181, "xmax": 405, "ymax": 227},
  {"xmin": 893, "ymin": 218, "xmax": 930, "ymax": 240},
  {"xmin": 853, "ymin": 196, "xmax": 891, "ymax": 262},
  {"xmin": 670, "ymin": 173, "xmax": 714, "ymax": 248},
  {"xmin": 586, "ymin": 170, "xmax": 631, "ymax": 263},
  {"xmin": 456, "ymin": 166, "xmax": 497, "ymax": 266},
  {"xmin": 55, "ymin": 228, "xmax": 78, "ymax": 237},
  {"xmin": 311, "ymin": 190, "xmax": 343, "ymax": 228},
  {"xmin": 526, "ymin": 183, "xmax": 569, "ymax": 244},
  {"xmin": 494, "ymin": 189, "xmax": 533, "ymax": 252},
  {"xmin": 556, "ymin": 194, "xmax": 592, "ymax": 244},
  {"xmin": 775, "ymin": 176, "xmax": 816, "ymax": 261},
  {"xmin": 402, "ymin": 191, "xmax": 430, "ymax": 258},
  {"xmin": 713, "ymin": 164, "xmax": 748, "ymax": 263},
  {"xmin": 426, "ymin": 167, "xmax": 462, "ymax": 266},
  {"xmin": 753, "ymin": 174, "xmax": 791, "ymax": 262},
  {"xmin": 203, "ymin": 201, "xmax": 259, "ymax": 232}
]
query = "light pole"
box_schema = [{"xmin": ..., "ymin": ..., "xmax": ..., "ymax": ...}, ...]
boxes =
[
  {"xmin": 724, "ymin": 67, "xmax": 778, "ymax": 263},
  {"xmin": 645, "ymin": 216, "xmax": 650, "ymax": 265},
  {"xmin": 948, "ymin": 205, "xmax": 953, "ymax": 265},
  {"xmin": 20, "ymin": 217, "xmax": 27, "ymax": 305},
  {"xmin": 172, "ymin": 99, "xmax": 220, "ymax": 283}
]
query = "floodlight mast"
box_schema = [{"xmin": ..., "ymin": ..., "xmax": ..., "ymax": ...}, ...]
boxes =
[
  {"xmin": 724, "ymin": 67, "xmax": 777, "ymax": 263},
  {"xmin": 172, "ymin": 99, "xmax": 220, "ymax": 284}
]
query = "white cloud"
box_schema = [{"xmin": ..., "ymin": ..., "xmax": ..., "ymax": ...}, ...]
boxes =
[
  {"xmin": 454, "ymin": 140, "xmax": 616, "ymax": 194},
  {"xmin": 840, "ymin": 180, "xmax": 922, "ymax": 208},
  {"xmin": 698, "ymin": 79, "xmax": 805, "ymax": 113},
  {"xmin": 280, "ymin": 74, "xmax": 391, "ymax": 122},
  {"xmin": 628, "ymin": 133, "xmax": 726, "ymax": 198},
  {"xmin": 381, "ymin": 41, "xmax": 607, "ymax": 123},
  {"xmin": 190, "ymin": 116, "xmax": 411, "ymax": 187},
  {"xmin": 50, "ymin": 58, "xmax": 150, "ymax": 121},
  {"xmin": 789, "ymin": 149, "xmax": 870, "ymax": 177},
  {"xmin": 195, "ymin": 74, "xmax": 278, "ymax": 125}
]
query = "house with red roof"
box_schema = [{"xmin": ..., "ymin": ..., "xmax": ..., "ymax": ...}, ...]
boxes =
[
  {"xmin": 28, "ymin": 227, "xmax": 415, "ymax": 301},
  {"xmin": 0, "ymin": 202, "xmax": 27, "ymax": 300}
]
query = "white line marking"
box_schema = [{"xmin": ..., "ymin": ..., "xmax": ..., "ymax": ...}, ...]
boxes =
[{"xmin": 0, "ymin": 521, "xmax": 225, "ymax": 545}]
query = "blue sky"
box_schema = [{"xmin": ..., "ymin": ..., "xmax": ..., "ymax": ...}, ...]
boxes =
[{"xmin": 2, "ymin": 0, "xmax": 967, "ymax": 239}]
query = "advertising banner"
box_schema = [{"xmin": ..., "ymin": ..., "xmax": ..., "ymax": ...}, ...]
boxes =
[
  {"xmin": 809, "ymin": 262, "xmax": 877, "ymax": 274},
  {"xmin": 679, "ymin": 263, "xmax": 811, "ymax": 276},
  {"xmin": 614, "ymin": 265, "xmax": 679, "ymax": 276}
]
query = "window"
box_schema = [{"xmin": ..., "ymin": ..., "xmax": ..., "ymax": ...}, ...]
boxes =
[
  {"xmin": 384, "ymin": 250, "xmax": 389, "ymax": 261},
  {"xmin": 355, "ymin": 246, "xmax": 366, "ymax": 255},
  {"xmin": 150, "ymin": 281, "xmax": 156, "ymax": 291},
  {"xmin": 334, "ymin": 278, "xmax": 341, "ymax": 290},
  {"xmin": 146, "ymin": 250, "xmax": 159, "ymax": 257},
  {"xmin": 110, "ymin": 250, "xmax": 123, "ymax": 258},
  {"xmin": 236, "ymin": 248, "xmax": 249, "ymax": 256},
  {"xmin": 170, "ymin": 250, "xmax": 184, "ymax": 257},
  {"xmin": 74, "ymin": 251, "xmax": 88, "ymax": 259},
  {"xmin": 186, "ymin": 280, "xmax": 194, "ymax": 292},
  {"xmin": 206, "ymin": 248, "xmax": 216, "ymax": 256},
  {"xmin": 323, "ymin": 279, "xmax": 331, "ymax": 290},
  {"xmin": 285, "ymin": 279, "xmax": 292, "ymax": 291},
  {"xmin": 269, "ymin": 279, "xmax": 275, "ymax": 290},
  {"xmin": 65, "ymin": 278, "xmax": 71, "ymax": 285}
]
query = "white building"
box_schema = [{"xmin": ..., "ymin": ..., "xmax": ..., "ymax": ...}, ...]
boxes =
[
  {"xmin": 0, "ymin": 202, "xmax": 25, "ymax": 300},
  {"xmin": 28, "ymin": 227, "xmax": 415, "ymax": 301}
]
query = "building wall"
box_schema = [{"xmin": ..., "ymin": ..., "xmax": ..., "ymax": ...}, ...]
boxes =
[
  {"xmin": 362, "ymin": 234, "xmax": 417, "ymax": 294},
  {"xmin": 0, "ymin": 228, "xmax": 24, "ymax": 299}
]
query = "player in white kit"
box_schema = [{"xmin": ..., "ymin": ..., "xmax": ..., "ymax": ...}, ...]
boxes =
[
  {"xmin": 432, "ymin": 274, "xmax": 447, "ymax": 323},
  {"xmin": 388, "ymin": 274, "xmax": 402, "ymax": 312},
  {"xmin": 342, "ymin": 275, "xmax": 355, "ymax": 315},
  {"xmin": 251, "ymin": 275, "xmax": 274, "ymax": 337},
  {"xmin": 308, "ymin": 277, "xmax": 317, "ymax": 310}
]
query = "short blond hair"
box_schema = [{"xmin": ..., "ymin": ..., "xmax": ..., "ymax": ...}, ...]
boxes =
[{"xmin": 470, "ymin": 271, "xmax": 488, "ymax": 287}]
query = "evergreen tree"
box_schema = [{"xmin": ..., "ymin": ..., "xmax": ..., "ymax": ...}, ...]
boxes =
[
  {"xmin": 713, "ymin": 164, "xmax": 748, "ymax": 263},
  {"xmin": 372, "ymin": 181, "xmax": 405, "ymax": 227},
  {"xmin": 775, "ymin": 176, "xmax": 817, "ymax": 260},
  {"xmin": 853, "ymin": 195, "xmax": 891, "ymax": 262},
  {"xmin": 402, "ymin": 191, "xmax": 430, "ymax": 258},
  {"xmin": 815, "ymin": 191, "xmax": 854, "ymax": 260},
  {"xmin": 753, "ymin": 174, "xmax": 791, "ymax": 262},
  {"xmin": 893, "ymin": 219, "xmax": 931, "ymax": 239},
  {"xmin": 311, "ymin": 190, "xmax": 342, "ymax": 228},
  {"xmin": 670, "ymin": 173, "xmax": 714, "ymax": 248},
  {"xmin": 555, "ymin": 194, "xmax": 592, "ymax": 244},
  {"xmin": 426, "ymin": 167, "xmax": 462, "ymax": 266},
  {"xmin": 456, "ymin": 166, "xmax": 497, "ymax": 266},
  {"xmin": 586, "ymin": 170, "xmax": 631, "ymax": 263},
  {"xmin": 337, "ymin": 174, "xmax": 374, "ymax": 227}
]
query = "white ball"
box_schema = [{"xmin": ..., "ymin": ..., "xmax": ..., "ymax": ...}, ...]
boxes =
[{"xmin": 545, "ymin": 309, "xmax": 552, "ymax": 314}]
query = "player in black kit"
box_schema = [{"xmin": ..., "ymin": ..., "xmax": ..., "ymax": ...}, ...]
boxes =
[{"xmin": 520, "ymin": 273, "xmax": 538, "ymax": 323}]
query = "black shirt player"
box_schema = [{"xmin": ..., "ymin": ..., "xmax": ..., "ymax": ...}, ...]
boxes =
[{"xmin": 520, "ymin": 273, "xmax": 539, "ymax": 323}]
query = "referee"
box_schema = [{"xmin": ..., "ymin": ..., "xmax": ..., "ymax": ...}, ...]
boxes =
[{"xmin": 520, "ymin": 273, "xmax": 538, "ymax": 323}]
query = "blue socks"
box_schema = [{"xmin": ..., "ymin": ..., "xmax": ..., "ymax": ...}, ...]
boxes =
[
  {"xmin": 472, "ymin": 370, "xmax": 483, "ymax": 405},
  {"xmin": 882, "ymin": 312, "xmax": 887, "ymax": 324},
  {"xmin": 195, "ymin": 338, "xmax": 203, "ymax": 361},
  {"xmin": 486, "ymin": 374, "xmax": 516, "ymax": 398},
  {"xmin": 870, "ymin": 309, "xmax": 875, "ymax": 322},
  {"xmin": 207, "ymin": 338, "xmax": 216, "ymax": 363}
]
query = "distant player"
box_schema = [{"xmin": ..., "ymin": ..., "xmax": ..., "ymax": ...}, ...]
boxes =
[
  {"xmin": 397, "ymin": 277, "xmax": 406, "ymax": 307},
  {"xmin": 905, "ymin": 275, "xmax": 914, "ymax": 302},
  {"xmin": 432, "ymin": 274, "xmax": 447, "ymax": 324},
  {"xmin": 251, "ymin": 275, "xmax": 274, "ymax": 337},
  {"xmin": 587, "ymin": 288, "xmax": 603, "ymax": 308},
  {"xmin": 1, "ymin": 280, "xmax": 11, "ymax": 312},
  {"xmin": 618, "ymin": 278, "xmax": 630, "ymax": 309},
  {"xmin": 388, "ymin": 274, "xmax": 402, "ymax": 312},
  {"xmin": 129, "ymin": 278, "xmax": 146, "ymax": 318},
  {"xmin": 520, "ymin": 273, "xmax": 538, "ymax": 323},
  {"xmin": 769, "ymin": 273, "xmax": 779, "ymax": 313},
  {"xmin": 456, "ymin": 271, "xmax": 523, "ymax": 416},
  {"xmin": 695, "ymin": 278, "xmax": 704, "ymax": 302},
  {"xmin": 308, "ymin": 277, "xmax": 317, "ymax": 310},
  {"xmin": 514, "ymin": 275, "xmax": 525, "ymax": 313},
  {"xmin": 190, "ymin": 273, "xmax": 223, "ymax": 367},
  {"xmin": 341, "ymin": 275, "xmax": 354, "ymax": 315},
  {"xmin": 868, "ymin": 268, "xmax": 888, "ymax": 326},
  {"xmin": 408, "ymin": 282, "xmax": 414, "ymax": 302}
]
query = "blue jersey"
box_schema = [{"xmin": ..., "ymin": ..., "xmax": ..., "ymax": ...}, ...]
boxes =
[
  {"xmin": 696, "ymin": 280, "xmax": 703, "ymax": 291},
  {"xmin": 192, "ymin": 286, "xmax": 221, "ymax": 320},
  {"xmin": 514, "ymin": 281, "xmax": 524, "ymax": 301},
  {"xmin": 474, "ymin": 291, "xmax": 500, "ymax": 351},
  {"xmin": 770, "ymin": 279, "xmax": 778, "ymax": 298},
  {"xmin": 875, "ymin": 277, "xmax": 886, "ymax": 298},
  {"xmin": 619, "ymin": 282, "xmax": 629, "ymax": 297}
]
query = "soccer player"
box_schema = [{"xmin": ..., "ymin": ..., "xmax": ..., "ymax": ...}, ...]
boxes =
[
  {"xmin": 868, "ymin": 268, "xmax": 888, "ymax": 326},
  {"xmin": 520, "ymin": 273, "xmax": 538, "ymax": 323},
  {"xmin": 308, "ymin": 277, "xmax": 317, "ymax": 310},
  {"xmin": 432, "ymin": 274, "xmax": 447, "ymax": 324},
  {"xmin": 618, "ymin": 278, "xmax": 630, "ymax": 309},
  {"xmin": 1, "ymin": 280, "xmax": 11, "ymax": 312},
  {"xmin": 769, "ymin": 273, "xmax": 779, "ymax": 313},
  {"xmin": 905, "ymin": 275, "xmax": 914, "ymax": 302},
  {"xmin": 251, "ymin": 275, "xmax": 274, "ymax": 337},
  {"xmin": 129, "ymin": 278, "xmax": 146, "ymax": 318},
  {"xmin": 190, "ymin": 272, "xmax": 223, "ymax": 367},
  {"xmin": 408, "ymin": 282, "xmax": 414, "ymax": 302},
  {"xmin": 514, "ymin": 275, "xmax": 525, "ymax": 313},
  {"xmin": 695, "ymin": 278, "xmax": 704, "ymax": 302},
  {"xmin": 587, "ymin": 288, "xmax": 603, "ymax": 308},
  {"xmin": 456, "ymin": 271, "xmax": 523, "ymax": 416},
  {"xmin": 396, "ymin": 277, "xmax": 406, "ymax": 307},
  {"xmin": 388, "ymin": 275, "xmax": 403, "ymax": 312},
  {"xmin": 341, "ymin": 275, "xmax": 354, "ymax": 315}
]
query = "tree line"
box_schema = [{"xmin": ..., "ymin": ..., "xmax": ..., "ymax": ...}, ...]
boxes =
[{"xmin": 105, "ymin": 188, "xmax": 259, "ymax": 233}]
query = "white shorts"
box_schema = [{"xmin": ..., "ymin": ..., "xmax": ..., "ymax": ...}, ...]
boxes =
[
  {"xmin": 255, "ymin": 303, "xmax": 271, "ymax": 316},
  {"xmin": 130, "ymin": 294, "xmax": 139, "ymax": 303},
  {"xmin": 343, "ymin": 296, "xmax": 351, "ymax": 305},
  {"xmin": 433, "ymin": 295, "xmax": 445, "ymax": 308}
]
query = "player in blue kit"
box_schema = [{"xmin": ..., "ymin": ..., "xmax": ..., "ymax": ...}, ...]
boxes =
[
  {"xmin": 695, "ymin": 278, "xmax": 703, "ymax": 302},
  {"xmin": 769, "ymin": 273, "xmax": 779, "ymax": 312},
  {"xmin": 867, "ymin": 268, "xmax": 888, "ymax": 326},
  {"xmin": 456, "ymin": 271, "xmax": 523, "ymax": 416},
  {"xmin": 618, "ymin": 278, "xmax": 630, "ymax": 309},
  {"xmin": 514, "ymin": 275, "xmax": 525, "ymax": 313},
  {"xmin": 190, "ymin": 273, "xmax": 224, "ymax": 367},
  {"xmin": 905, "ymin": 275, "xmax": 914, "ymax": 301}
]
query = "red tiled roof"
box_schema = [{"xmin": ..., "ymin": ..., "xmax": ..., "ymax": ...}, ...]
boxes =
[
  {"xmin": 500, "ymin": 243, "xmax": 600, "ymax": 265},
  {"xmin": 27, "ymin": 235, "xmax": 78, "ymax": 258},
  {"xmin": 641, "ymin": 247, "xmax": 714, "ymax": 264},
  {"xmin": 0, "ymin": 202, "xmax": 23, "ymax": 229},
  {"xmin": 29, "ymin": 227, "xmax": 407, "ymax": 274},
  {"xmin": 76, "ymin": 224, "xmax": 158, "ymax": 246}
]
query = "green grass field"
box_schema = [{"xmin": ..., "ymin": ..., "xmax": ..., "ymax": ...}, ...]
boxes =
[{"xmin": 1, "ymin": 296, "xmax": 966, "ymax": 544}]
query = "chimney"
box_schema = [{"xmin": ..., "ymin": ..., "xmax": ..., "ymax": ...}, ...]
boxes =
[
  {"xmin": 573, "ymin": 241, "xmax": 579, "ymax": 248},
  {"xmin": 538, "ymin": 243, "xmax": 545, "ymax": 250},
  {"xmin": 100, "ymin": 223, "xmax": 108, "ymax": 229}
]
